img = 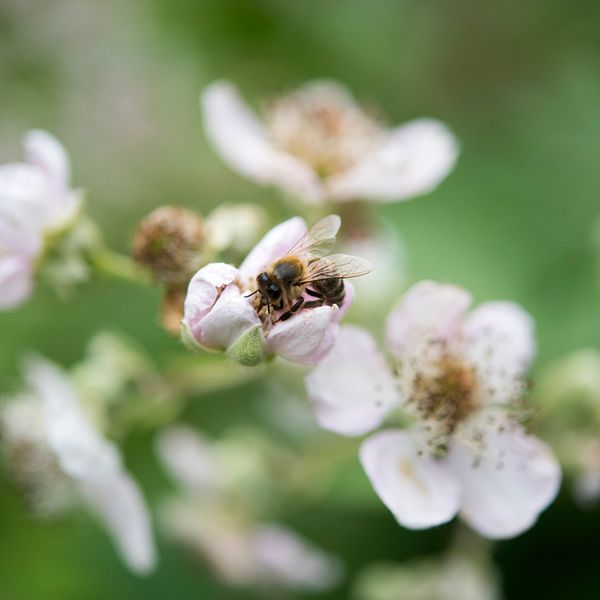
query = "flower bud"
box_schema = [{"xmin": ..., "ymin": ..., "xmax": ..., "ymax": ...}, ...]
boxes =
[{"xmin": 132, "ymin": 206, "xmax": 206, "ymax": 288}]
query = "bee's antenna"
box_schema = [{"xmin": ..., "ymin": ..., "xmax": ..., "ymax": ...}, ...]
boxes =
[{"xmin": 244, "ymin": 290, "xmax": 260, "ymax": 299}]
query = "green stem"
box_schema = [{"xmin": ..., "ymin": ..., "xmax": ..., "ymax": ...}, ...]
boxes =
[{"xmin": 89, "ymin": 248, "xmax": 152, "ymax": 285}]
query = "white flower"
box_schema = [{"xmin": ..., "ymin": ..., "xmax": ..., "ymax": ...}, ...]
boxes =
[
  {"xmin": 306, "ymin": 281, "xmax": 561, "ymax": 539},
  {"xmin": 183, "ymin": 216, "xmax": 355, "ymax": 366},
  {"xmin": 201, "ymin": 80, "xmax": 459, "ymax": 204},
  {"xmin": 156, "ymin": 425, "xmax": 343, "ymax": 591},
  {"xmin": 0, "ymin": 130, "xmax": 81, "ymax": 310},
  {"xmin": 0, "ymin": 356, "xmax": 156, "ymax": 574}
]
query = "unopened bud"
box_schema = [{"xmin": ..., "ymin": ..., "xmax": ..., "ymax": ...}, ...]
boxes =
[{"xmin": 132, "ymin": 206, "xmax": 206, "ymax": 287}]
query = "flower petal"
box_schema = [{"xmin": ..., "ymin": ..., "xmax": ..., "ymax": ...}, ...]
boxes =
[
  {"xmin": 267, "ymin": 305, "xmax": 339, "ymax": 365},
  {"xmin": 360, "ymin": 429, "xmax": 461, "ymax": 529},
  {"xmin": 250, "ymin": 524, "xmax": 343, "ymax": 591},
  {"xmin": 155, "ymin": 425, "xmax": 219, "ymax": 493},
  {"xmin": 448, "ymin": 423, "xmax": 561, "ymax": 539},
  {"xmin": 23, "ymin": 129, "xmax": 70, "ymax": 195},
  {"xmin": 386, "ymin": 280, "xmax": 472, "ymax": 362},
  {"xmin": 195, "ymin": 285, "xmax": 262, "ymax": 351},
  {"xmin": 327, "ymin": 118, "xmax": 459, "ymax": 203},
  {"xmin": 80, "ymin": 468, "xmax": 157, "ymax": 574},
  {"xmin": 306, "ymin": 326, "xmax": 398, "ymax": 436},
  {"xmin": 460, "ymin": 302, "xmax": 536, "ymax": 404},
  {"xmin": 238, "ymin": 216, "xmax": 307, "ymax": 282},
  {"xmin": 0, "ymin": 255, "xmax": 35, "ymax": 310},
  {"xmin": 201, "ymin": 81, "xmax": 323, "ymax": 203},
  {"xmin": 25, "ymin": 356, "xmax": 157, "ymax": 573}
]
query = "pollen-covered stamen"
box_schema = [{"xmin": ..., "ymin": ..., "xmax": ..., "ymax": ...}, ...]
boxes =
[
  {"xmin": 408, "ymin": 356, "xmax": 480, "ymax": 448},
  {"xmin": 264, "ymin": 85, "xmax": 382, "ymax": 178}
]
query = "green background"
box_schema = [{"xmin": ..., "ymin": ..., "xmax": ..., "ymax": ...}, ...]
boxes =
[{"xmin": 1, "ymin": 1, "xmax": 600, "ymax": 598}]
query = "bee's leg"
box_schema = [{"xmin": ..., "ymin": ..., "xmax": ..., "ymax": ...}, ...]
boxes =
[
  {"xmin": 303, "ymin": 300, "xmax": 325, "ymax": 309},
  {"xmin": 277, "ymin": 297, "xmax": 305, "ymax": 322},
  {"xmin": 305, "ymin": 288, "xmax": 324, "ymax": 299}
]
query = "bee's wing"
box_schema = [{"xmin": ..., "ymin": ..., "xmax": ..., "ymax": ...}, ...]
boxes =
[
  {"xmin": 286, "ymin": 214, "xmax": 341, "ymax": 259},
  {"xmin": 303, "ymin": 253, "xmax": 372, "ymax": 282}
]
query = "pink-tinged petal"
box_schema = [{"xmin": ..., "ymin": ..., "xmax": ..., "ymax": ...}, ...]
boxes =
[
  {"xmin": 448, "ymin": 423, "xmax": 561, "ymax": 539},
  {"xmin": 23, "ymin": 129, "xmax": 70, "ymax": 195},
  {"xmin": 360, "ymin": 429, "xmax": 461, "ymax": 529},
  {"xmin": 239, "ymin": 216, "xmax": 307, "ymax": 282},
  {"xmin": 306, "ymin": 326, "xmax": 399, "ymax": 436},
  {"xmin": 386, "ymin": 280, "xmax": 472, "ymax": 362},
  {"xmin": 327, "ymin": 119, "xmax": 459, "ymax": 203},
  {"xmin": 201, "ymin": 81, "xmax": 323, "ymax": 203},
  {"xmin": 0, "ymin": 255, "xmax": 34, "ymax": 310},
  {"xmin": 25, "ymin": 356, "xmax": 156, "ymax": 573},
  {"xmin": 0, "ymin": 216, "xmax": 41, "ymax": 256},
  {"xmin": 250, "ymin": 524, "xmax": 343, "ymax": 591},
  {"xmin": 0, "ymin": 163, "xmax": 52, "ymax": 231},
  {"xmin": 155, "ymin": 425, "xmax": 220, "ymax": 493},
  {"xmin": 194, "ymin": 285, "xmax": 261, "ymax": 351},
  {"xmin": 80, "ymin": 468, "xmax": 157, "ymax": 575},
  {"xmin": 461, "ymin": 302, "xmax": 536, "ymax": 404},
  {"xmin": 267, "ymin": 305, "xmax": 339, "ymax": 365},
  {"xmin": 184, "ymin": 262, "xmax": 239, "ymax": 334}
]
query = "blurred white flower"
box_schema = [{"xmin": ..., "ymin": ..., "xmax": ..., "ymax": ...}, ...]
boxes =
[
  {"xmin": 202, "ymin": 80, "xmax": 458, "ymax": 204},
  {"xmin": 354, "ymin": 554, "xmax": 502, "ymax": 600},
  {"xmin": 156, "ymin": 425, "xmax": 343, "ymax": 591},
  {"xmin": 0, "ymin": 356, "xmax": 156, "ymax": 575},
  {"xmin": 183, "ymin": 215, "xmax": 355, "ymax": 366},
  {"xmin": 306, "ymin": 281, "xmax": 561, "ymax": 539},
  {"xmin": 0, "ymin": 130, "xmax": 81, "ymax": 309}
]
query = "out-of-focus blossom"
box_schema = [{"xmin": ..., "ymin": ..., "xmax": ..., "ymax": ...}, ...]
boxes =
[
  {"xmin": 156, "ymin": 425, "xmax": 343, "ymax": 592},
  {"xmin": 201, "ymin": 80, "xmax": 459, "ymax": 205},
  {"xmin": 0, "ymin": 356, "xmax": 156, "ymax": 575},
  {"xmin": 183, "ymin": 215, "xmax": 356, "ymax": 366},
  {"xmin": 306, "ymin": 281, "xmax": 561, "ymax": 539},
  {"xmin": 354, "ymin": 554, "xmax": 502, "ymax": 600},
  {"xmin": 0, "ymin": 130, "xmax": 81, "ymax": 310},
  {"xmin": 534, "ymin": 349, "xmax": 600, "ymax": 506},
  {"xmin": 205, "ymin": 203, "xmax": 268, "ymax": 257}
]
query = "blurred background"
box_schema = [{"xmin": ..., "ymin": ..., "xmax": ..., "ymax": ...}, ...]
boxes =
[{"xmin": 1, "ymin": 0, "xmax": 600, "ymax": 598}]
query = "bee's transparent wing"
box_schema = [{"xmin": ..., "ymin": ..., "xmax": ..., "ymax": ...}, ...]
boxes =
[
  {"xmin": 286, "ymin": 214, "xmax": 341, "ymax": 259},
  {"xmin": 303, "ymin": 253, "xmax": 372, "ymax": 282}
]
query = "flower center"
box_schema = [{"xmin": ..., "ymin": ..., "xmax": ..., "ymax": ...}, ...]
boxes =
[
  {"xmin": 264, "ymin": 87, "xmax": 382, "ymax": 178},
  {"xmin": 409, "ymin": 357, "xmax": 480, "ymax": 442}
]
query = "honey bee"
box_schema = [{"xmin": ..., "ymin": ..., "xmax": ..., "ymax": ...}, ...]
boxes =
[{"xmin": 252, "ymin": 215, "xmax": 371, "ymax": 322}]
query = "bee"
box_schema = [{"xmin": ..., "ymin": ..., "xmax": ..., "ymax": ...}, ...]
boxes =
[{"xmin": 252, "ymin": 215, "xmax": 371, "ymax": 322}]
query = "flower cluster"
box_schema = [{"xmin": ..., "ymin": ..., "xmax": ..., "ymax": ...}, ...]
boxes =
[{"xmin": 306, "ymin": 281, "xmax": 561, "ymax": 538}]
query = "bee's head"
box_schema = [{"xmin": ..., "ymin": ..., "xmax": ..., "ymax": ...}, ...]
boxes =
[{"xmin": 257, "ymin": 272, "xmax": 282, "ymax": 301}]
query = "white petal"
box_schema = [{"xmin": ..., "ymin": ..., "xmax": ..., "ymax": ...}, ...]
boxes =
[
  {"xmin": 306, "ymin": 326, "xmax": 399, "ymax": 436},
  {"xmin": 448, "ymin": 423, "xmax": 561, "ymax": 539},
  {"xmin": 238, "ymin": 216, "xmax": 306, "ymax": 282},
  {"xmin": 327, "ymin": 119, "xmax": 459, "ymax": 203},
  {"xmin": 25, "ymin": 356, "xmax": 121, "ymax": 479},
  {"xmin": 386, "ymin": 280, "xmax": 472, "ymax": 362},
  {"xmin": 23, "ymin": 129, "xmax": 70, "ymax": 194},
  {"xmin": 250, "ymin": 524, "xmax": 342, "ymax": 591},
  {"xmin": 461, "ymin": 302, "xmax": 536, "ymax": 404},
  {"xmin": 0, "ymin": 255, "xmax": 34, "ymax": 310},
  {"xmin": 0, "ymin": 163, "xmax": 53, "ymax": 231},
  {"xmin": 25, "ymin": 356, "xmax": 157, "ymax": 572},
  {"xmin": 201, "ymin": 81, "xmax": 323, "ymax": 203},
  {"xmin": 80, "ymin": 468, "xmax": 157, "ymax": 574},
  {"xmin": 155, "ymin": 425, "xmax": 219, "ymax": 493},
  {"xmin": 267, "ymin": 305, "xmax": 339, "ymax": 365},
  {"xmin": 196, "ymin": 285, "xmax": 261, "ymax": 350},
  {"xmin": 360, "ymin": 429, "xmax": 461, "ymax": 529}
]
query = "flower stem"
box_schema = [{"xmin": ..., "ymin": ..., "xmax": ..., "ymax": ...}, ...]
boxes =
[{"xmin": 89, "ymin": 248, "xmax": 152, "ymax": 285}]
